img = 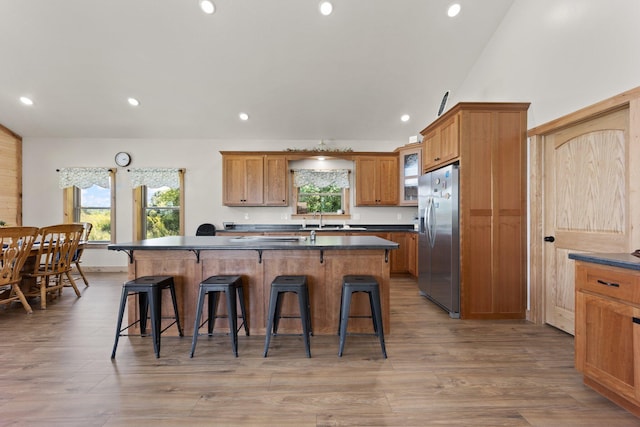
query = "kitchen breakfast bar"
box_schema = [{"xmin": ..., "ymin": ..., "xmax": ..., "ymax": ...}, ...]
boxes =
[{"xmin": 108, "ymin": 235, "xmax": 398, "ymax": 336}]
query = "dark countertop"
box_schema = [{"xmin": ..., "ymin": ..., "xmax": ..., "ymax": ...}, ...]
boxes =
[
  {"xmin": 217, "ymin": 223, "xmax": 416, "ymax": 233},
  {"xmin": 108, "ymin": 235, "xmax": 399, "ymax": 252},
  {"xmin": 568, "ymin": 252, "xmax": 640, "ymax": 271}
]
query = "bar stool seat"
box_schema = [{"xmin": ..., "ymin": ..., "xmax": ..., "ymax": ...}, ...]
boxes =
[
  {"xmin": 338, "ymin": 275, "xmax": 387, "ymax": 358},
  {"xmin": 263, "ymin": 275, "xmax": 312, "ymax": 358},
  {"xmin": 111, "ymin": 275, "xmax": 183, "ymax": 359},
  {"xmin": 190, "ymin": 275, "xmax": 249, "ymax": 357}
]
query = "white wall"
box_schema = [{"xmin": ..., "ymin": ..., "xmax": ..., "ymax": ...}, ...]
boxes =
[
  {"xmin": 451, "ymin": 0, "xmax": 640, "ymax": 127},
  {"xmin": 22, "ymin": 138, "xmax": 416, "ymax": 269}
]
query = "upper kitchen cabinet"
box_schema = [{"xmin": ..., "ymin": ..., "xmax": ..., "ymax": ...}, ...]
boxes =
[
  {"xmin": 396, "ymin": 143, "xmax": 422, "ymax": 206},
  {"xmin": 421, "ymin": 113, "xmax": 459, "ymax": 172},
  {"xmin": 221, "ymin": 153, "xmax": 287, "ymax": 206},
  {"xmin": 355, "ymin": 155, "xmax": 399, "ymax": 206}
]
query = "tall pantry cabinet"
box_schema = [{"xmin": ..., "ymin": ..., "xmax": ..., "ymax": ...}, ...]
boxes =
[{"xmin": 421, "ymin": 102, "xmax": 530, "ymax": 319}]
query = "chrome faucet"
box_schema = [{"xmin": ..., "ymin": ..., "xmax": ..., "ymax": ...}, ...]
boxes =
[{"xmin": 314, "ymin": 211, "xmax": 323, "ymax": 229}]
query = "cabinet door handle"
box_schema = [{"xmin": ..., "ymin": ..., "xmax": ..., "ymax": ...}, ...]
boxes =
[
  {"xmin": 597, "ymin": 279, "xmax": 620, "ymax": 288},
  {"xmin": 633, "ymin": 317, "xmax": 640, "ymax": 325}
]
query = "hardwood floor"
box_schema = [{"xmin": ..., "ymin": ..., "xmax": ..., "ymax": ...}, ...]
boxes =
[{"xmin": 1, "ymin": 272, "xmax": 638, "ymax": 426}]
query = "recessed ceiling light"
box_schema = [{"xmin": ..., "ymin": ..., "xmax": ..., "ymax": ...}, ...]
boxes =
[
  {"xmin": 239, "ymin": 112, "xmax": 249, "ymax": 121},
  {"xmin": 199, "ymin": 0, "xmax": 215, "ymax": 14},
  {"xmin": 319, "ymin": 1, "xmax": 333, "ymax": 16},
  {"xmin": 127, "ymin": 97, "xmax": 140, "ymax": 107},
  {"xmin": 448, "ymin": 3, "xmax": 461, "ymax": 17},
  {"xmin": 401, "ymin": 114, "xmax": 410, "ymax": 122},
  {"xmin": 20, "ymin": 96, "xmax": 34, "ymax": 106}
]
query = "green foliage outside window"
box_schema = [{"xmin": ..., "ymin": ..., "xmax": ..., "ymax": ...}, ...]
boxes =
[
  {"xmin": 297, "ymin": 184, "xmax": 342, "ymax": 214},
  {"xmin": 145, "ymin": 187, "xmax": 180, "ymax": 238},
  {"xmin": 80, "ymin": 209, "xmax": 110, "ymax": 241}
]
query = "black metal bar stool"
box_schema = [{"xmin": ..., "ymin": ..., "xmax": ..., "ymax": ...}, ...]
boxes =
[
  {"xmin": 338, "ymin": 275, "xmax": 387, "ymax": 358},
  {"xmin": 111, "ymin": 275, "xmax": 183, "ymax": 359},
  {"xmin": 190, "ymin": 275, "xmax": 249, "ymax": 357},
  {"xmin": 263, "ymin": 275, "xmax": 312, "ymax": 358}
]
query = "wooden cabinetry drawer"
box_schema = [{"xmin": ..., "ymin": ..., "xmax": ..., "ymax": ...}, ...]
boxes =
[{"xmin": 576, "ymin": 262, "xmax": 640, "ymax": 305}]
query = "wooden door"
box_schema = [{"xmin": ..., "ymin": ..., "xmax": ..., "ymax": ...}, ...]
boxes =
[{"xmin": 543, "ymin": 108, "xmax": 629, "ymax": 334}]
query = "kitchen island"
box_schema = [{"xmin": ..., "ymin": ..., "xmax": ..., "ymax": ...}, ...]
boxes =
[{"xmin": 108, "ymin": 235, "xmax": 398, "ymax": 336}]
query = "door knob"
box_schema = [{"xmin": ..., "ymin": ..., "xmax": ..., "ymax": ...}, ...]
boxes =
[{"xmin": 544, "ymin": 236, "xmax": 555, "ymax": 243}]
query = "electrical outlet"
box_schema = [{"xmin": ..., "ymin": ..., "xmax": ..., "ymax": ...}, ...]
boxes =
[
  {"xmin": 353, "ymin": 213, "xmax": 360, "ymax": 220},
  {"xmin": 397, "ymin": 213, "xmax": 402, "ymax": 220},
  {"xmin": 244, "ymin": 213, "xmax": 249, "ymax": 220}
]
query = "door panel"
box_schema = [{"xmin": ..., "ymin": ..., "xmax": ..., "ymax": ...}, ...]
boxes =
[{"xmin": 543, "ymin": 108, "xmax": 629, "ymax": 334}]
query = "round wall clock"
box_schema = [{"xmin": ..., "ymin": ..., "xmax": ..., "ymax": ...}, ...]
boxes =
[{"xmin": 115, "ymin": 152, "xmax": 131, "ymax": 167}]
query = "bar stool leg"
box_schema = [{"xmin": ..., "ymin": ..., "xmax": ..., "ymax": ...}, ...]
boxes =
[
  {"xmin": 207, "ymin": 291, "xmax": 220, "ymax": 334},
  {"xmin": 111, "ymin": 286, "xmax": 129, "ymax": 359},
  {"xmin": 138, "ymin": 291, "xmax": 149, "ymax": 335},
  {"xmin": 370, "ymin": 286, "xmax": 387, "ymax": 358},
  {"xmin": 225, "ymin": 288, "xmax": 239, "ymax": 357},
  {"xmin": 338, "ymin": 288, "xmax": 353, "ymax": 357},
  {"xmin": 190, "ymin": 286, "xmax": 207, "ymax": 358},
  {"xmin": 298, "ymin": 291, "xmax": 311, "ymax": 358},
  {"xmin": 149, "ymin": 287, "xmax": 160, "ymax": 358},
  {"xmin": 168, "ymin": 281, "xmax": 183, "ymax": 336},
  {"xmin": 236, "ymin": 285, "xmax": 250, "ymax": 336},
  {"xmin": 263, "ymin": 286, "xmax": 279, "ymax": 357}
]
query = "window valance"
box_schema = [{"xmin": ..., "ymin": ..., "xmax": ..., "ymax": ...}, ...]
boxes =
[
  {"xmin": 292, "ymin": 169, "xmax": 350, "ymax": 188},
  {"xmin": 129, "ymin": 168, "xmax": 183, "ymax": 189},
  {"xmin": 57, "ymin": 167, "xmax": 112, "ymax": 189}
]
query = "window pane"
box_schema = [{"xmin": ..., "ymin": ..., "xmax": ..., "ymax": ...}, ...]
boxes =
[
  {"xmin": 80, "ymin": 209, "xmax": 111, "ymax": 241},
  {"xmin": 79, "ymin": 184, "xmax": 111, "ymax": 241},
  {"xmin": 404, "ymin": 153, "xmax": 419, "ymax": 177},
  {"xmin": 145, "ymin": 186, "xmax": 180, "ymax": 238},
  {"xmin": 81, "ymin": 185, "xmax": 111, "ymax": 208},
  {"xmin": 297, "ymin": 184, "xmax": 343, "ymax": 213}
]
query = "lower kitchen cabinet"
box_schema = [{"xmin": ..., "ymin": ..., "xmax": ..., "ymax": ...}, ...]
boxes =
[
  {"xmin": 407, "ymin": 232, "xmax": 417, "ymax": 277},
  {"xmin": 574, "ymin": 261, "xmax": 640, "ymax": 416}
]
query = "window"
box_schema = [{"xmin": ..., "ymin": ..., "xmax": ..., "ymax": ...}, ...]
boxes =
[
  {"xmin": 74, "ymin": 185, "xmax": 113, "ymax": 242},
  {"xmin": 141, "ymin": 186, "xmax": 181, "ymax": 238},
  {"xmin": 60, "ymin": 168, "xmax": 115, "ymax": 244},
  {"xmin": 296, "ymin": 184, "xmax": 345, "ymax": 214},
  {"xmin": 131, "ymin": 168, "xmax": 184, "ymax": 239},
  {"xmin": 292, "ymin": 168, "xmax": 350, "ymax": 216}
]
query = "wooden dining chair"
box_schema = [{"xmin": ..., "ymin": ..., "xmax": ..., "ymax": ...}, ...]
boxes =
[
  {"xmin": 24, "ymin": 223, "xmax": 84, "ymax": 309},
  {"xmin": 0, "ymin": 226, "xmax": 40, "ymax": 314},
  {"xmin": 67, "ymin": 222, "xmax": 92, "ymax": 287}
]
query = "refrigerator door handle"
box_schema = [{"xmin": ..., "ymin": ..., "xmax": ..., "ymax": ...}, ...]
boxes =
[
  {"xmin": 426, "ymin": 198, "xmax": 435, "ymax": 248},
  {"xmin": 423, "ymin": 201, "xmax": 429, "ymax": 236},
  {"xmin": 431, "ymin": 198, "xmax": 437, "ymax": 245}
]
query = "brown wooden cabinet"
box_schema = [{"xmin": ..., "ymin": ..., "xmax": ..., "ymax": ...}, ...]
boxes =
[
  {"xmin": 422, "ymin": 113, "xmax": 459, "ymax": 172},
  {"xmin": 355, "ymin": 155, "xmax": 399, "ymax": 206},
  {"xmin": 388, "ymin": 232, "xmax": 407, "ymax": 274},
  {"xmin": 574, "ymin": 261, "xmax": 640, "ymax": 417},
  {"xmin": 222, "ymin": 154, "xmax": 287, "ymax": 206},
  {"xmin": 407, "ymin": 232, "xmax": 417, "ymax": 277},
  {"xmin": 420, "ymin": 102, "xmax": 529, "ymax": 319}
]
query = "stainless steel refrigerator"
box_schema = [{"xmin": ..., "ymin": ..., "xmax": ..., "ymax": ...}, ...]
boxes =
[{"xmin": 418, "ymin": 163, "xmax": 460, "ymax": 318}]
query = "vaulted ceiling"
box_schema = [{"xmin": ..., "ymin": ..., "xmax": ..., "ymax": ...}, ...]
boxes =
[{"xmin": 0, "ymin": 0, "xmax": 514, "ymax": 141}]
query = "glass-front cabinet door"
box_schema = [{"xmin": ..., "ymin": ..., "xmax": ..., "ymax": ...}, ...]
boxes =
[{"xmin": 398, "ymin": 144, "xmax": 422, "ymax": 206}]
